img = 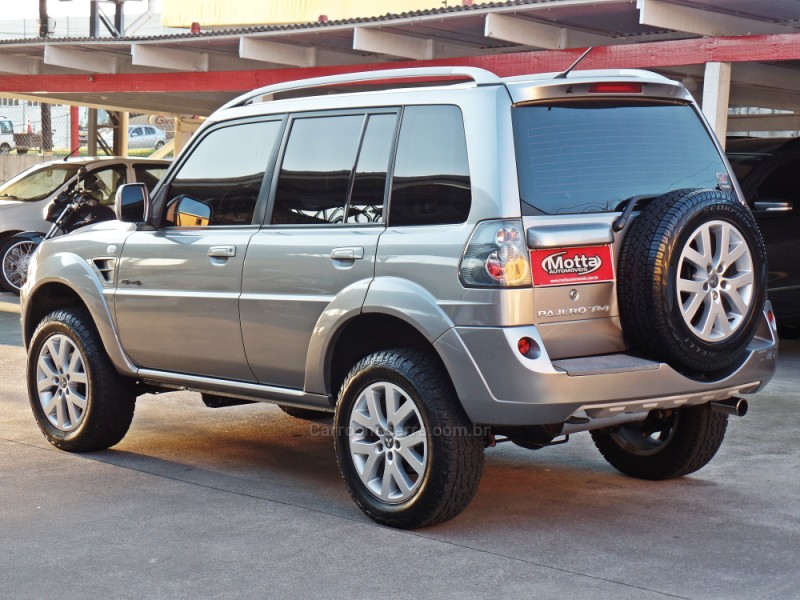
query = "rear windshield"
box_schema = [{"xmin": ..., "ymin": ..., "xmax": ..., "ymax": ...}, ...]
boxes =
[{"xmin": 512, "ymin": 101, "xmax": 728, "ymax": 215}]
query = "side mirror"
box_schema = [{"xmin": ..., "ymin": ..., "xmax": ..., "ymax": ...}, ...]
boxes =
[
  {"xmin": 175, "ymin": 196, "xmax": 212, "ymax": 227},
  {"xmin": 115, "ymin": 182, "xmax": 151, "ymax": 223}
]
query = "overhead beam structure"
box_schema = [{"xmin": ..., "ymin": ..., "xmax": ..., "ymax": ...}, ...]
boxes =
[
  {"xmin": 728, "ymin": 114, "xmax": 800, "ymax": 132},
  {"xmin": 132, "ymin": 44, "xmax": 209, "ymax": 71},
  {"xmin": 0, "ymin": 54, "xmax": 40, "ymax": 75},
  {"xmin": 239, "ymin": 38, "xmax": 317, "ymax": 68},
  {"xmin": 484, "ymin": 13, "xmax": 614, "ymax": 50},
  {"xmin": 43, "ymin": 46, "xmax": 118, "ymax": 74},
  {"xmin": 353, "ymin": 27, "xmax": 435, "ymax": 60},
  {"xmin": 1, "ymin": 32, "xmax": 799, "ymax": 116},
  {"xmin": 637, "ymin": 0, "xmax": 795, "ymax": 37}
]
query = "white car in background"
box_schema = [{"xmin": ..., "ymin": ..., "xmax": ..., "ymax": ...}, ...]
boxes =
[{"xmin": 0, "ymin": 156, "xmax": 169, "ymax": 293}]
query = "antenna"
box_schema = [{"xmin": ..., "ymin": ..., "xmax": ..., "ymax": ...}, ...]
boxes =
[{"xmin": 554, "ymin": 47, "xmax": 593, "ymax": 79}]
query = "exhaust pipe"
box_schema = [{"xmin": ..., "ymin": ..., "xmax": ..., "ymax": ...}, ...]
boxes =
[{"xmin": 711, "ymin": 397, "xmax": 748, "ymax": 417}]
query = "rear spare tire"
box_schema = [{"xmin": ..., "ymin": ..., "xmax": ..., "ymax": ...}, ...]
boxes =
[{"xmin": 618, "ymin": 189, "xmax": 766, "ymax": 375}]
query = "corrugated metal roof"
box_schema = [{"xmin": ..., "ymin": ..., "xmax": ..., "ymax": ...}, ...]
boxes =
[{"xmin": 0, "ymin": 0, "xmax": 550, "ymax": 44}]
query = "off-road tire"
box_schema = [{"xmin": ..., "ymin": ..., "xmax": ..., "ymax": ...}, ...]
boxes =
[
  {"xmin": 591, "ymin": 404, "xmax": 728, "ymax": 480},
  {"xmin": 27, "ymin": 308, "xmax": 136, "ymax": 452},
  {"xmin": 618, "ymin": 189, "xmax": 767, "ymax": 375},
  {"xmin": 334, "ymin": 349, "xmax": 484, "ymax": 529}
]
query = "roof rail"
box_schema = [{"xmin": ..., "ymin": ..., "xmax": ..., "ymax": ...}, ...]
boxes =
[{"xmin": 217, "ymin": 66, "xmax": 501, "ymax": 112}]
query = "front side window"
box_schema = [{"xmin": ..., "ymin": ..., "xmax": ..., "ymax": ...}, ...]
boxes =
[
  {"xmin": 389, "ymin": 105, "xmax": 471, "ymax": 226},
  {"xmin": 85, "ymin": 165, "xmax": 127, "ymax": 205},
  {"xmin": 512, "ymin": 101, "xmax": 728, "ymax": 215},
  {"xmin": 165, "ymin": 120, "xmax": 281, "ymax": 226}
]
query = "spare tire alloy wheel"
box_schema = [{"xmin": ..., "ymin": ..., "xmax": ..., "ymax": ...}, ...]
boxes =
[
  {"xmin": 618, "ymin": 189, "xmax": 767, "ymax": 375},
  {"xmin": 676, "ymin": 219, "xmax": 754, "ymax": 342},
  {"xmin": 334, "ymin": 349, "xmax": 484, "ymax": 529},
  {"xmin": 1, "ymin": 239, "xmax": 38, "ymax": 294}
]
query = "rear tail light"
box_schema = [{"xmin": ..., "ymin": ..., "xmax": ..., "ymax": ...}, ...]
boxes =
[{"xmin": 459, "ymin": 219, "xmax": 532, "ymax": 288}]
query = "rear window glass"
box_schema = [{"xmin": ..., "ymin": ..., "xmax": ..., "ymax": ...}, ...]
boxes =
[{"xmin": 512, "ymin": 102, "xmax": 727, "ymax": 215}]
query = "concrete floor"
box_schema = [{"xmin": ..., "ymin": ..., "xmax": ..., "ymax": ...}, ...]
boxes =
[{"xmin": 1, "ymin": 292, "xmax": 797, "ymax": 599}]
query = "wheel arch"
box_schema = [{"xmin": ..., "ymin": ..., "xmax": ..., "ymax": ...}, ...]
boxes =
[
  {"xmin": 305, "ymin": 276, "xmax": 456, "ymax": 403},
  {"xmin": 23, "ymin": 268, "xmax": 137, "ymax": 377}
]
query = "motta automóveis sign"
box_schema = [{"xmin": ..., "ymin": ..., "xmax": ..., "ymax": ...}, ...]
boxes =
[{"xmin": 530, "ymin": 245, "xmax": 614, "ymax": 286}]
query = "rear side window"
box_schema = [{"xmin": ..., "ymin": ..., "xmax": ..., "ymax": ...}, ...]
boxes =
[
  {"xmin": 390, "ymin": 105, "xmax": 471, "ymax": 226},
  {"xmin": 512, "ymin": 101, "xmax": 728, "ymax": 215},
  {"xmin": 166, "ymin": 120, "xmax": 281, "ymax": 226},
  {"xmin": 272, "ymin": 112, "xmax": 396, "ymax": 225}
]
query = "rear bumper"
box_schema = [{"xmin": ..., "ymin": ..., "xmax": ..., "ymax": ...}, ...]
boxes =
[{"xmin": 434, "ymin": 310, "xmax": 777, "ymax": 426}]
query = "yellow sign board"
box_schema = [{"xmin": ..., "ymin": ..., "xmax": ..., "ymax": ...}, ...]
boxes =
[{"xmin": 162, "ymin": 0, "xmax": 450, "ymax": 28}]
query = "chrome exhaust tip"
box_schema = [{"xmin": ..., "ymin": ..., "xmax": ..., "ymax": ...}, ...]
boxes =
[{"xmin": 711, "ymin": 397, "xmax": 749, "ymax": 417}]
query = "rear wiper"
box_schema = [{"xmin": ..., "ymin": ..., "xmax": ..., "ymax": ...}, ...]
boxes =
[
  {"xmin": 0, "ymin": 193, "xmax": 18, "ymax": 199},
  {"xmin": 612, "ymin": 194, "xmax": 658, "ymax": 233}
]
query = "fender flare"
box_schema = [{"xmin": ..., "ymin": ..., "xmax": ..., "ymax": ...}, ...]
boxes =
[
  {"xmin": 303, "ymin": 276, "xmax": 454, "ymax": 395},
  {"xmin": 23, "ymin": 251, "xmax": 138, "ymax": 376}
]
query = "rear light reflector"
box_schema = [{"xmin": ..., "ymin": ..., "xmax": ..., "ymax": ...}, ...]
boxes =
[
  {"xmin": 517, "ymin": 336, "xmax": 540, "ymax": 359},
  {"xmin": 588, "ymin": 82, "xmax": 643, "ymax": 94}
]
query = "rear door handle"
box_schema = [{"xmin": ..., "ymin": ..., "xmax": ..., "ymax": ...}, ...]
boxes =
[
  {"xmin": 208, "ymin": 246, "xmax": 236, "ymax": 258},
  {"xmin": 330, "ymin": 247, "xmax": 364, "ymax": 261}
]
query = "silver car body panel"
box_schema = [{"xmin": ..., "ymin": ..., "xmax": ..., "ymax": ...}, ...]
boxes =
[
  {"xmin": 114, "ymin": 226, "xmax": 258, "ymax": 381},
  {"xmin": 240, "ymin": 225, "xmax": 381, "ymax": 389}
]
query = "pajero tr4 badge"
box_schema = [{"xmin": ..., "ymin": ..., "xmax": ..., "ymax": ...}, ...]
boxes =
[{"xmin": 531, "ymin": 245, "xmax": 614, "ymax": 286}]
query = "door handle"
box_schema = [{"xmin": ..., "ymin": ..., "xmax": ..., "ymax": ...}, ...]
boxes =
[
  {"xmin": 330, "ymin": 247, "xmax": 364, "ymax": 261},
  {"xmin": 208, "ymin": 246, "xmax": 236, "ymax": 258}
]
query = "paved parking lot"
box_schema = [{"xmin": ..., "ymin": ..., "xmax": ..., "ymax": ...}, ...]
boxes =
[{"xmin": 1, "ymin": 292, "xmax": 798, "ymax": 599}]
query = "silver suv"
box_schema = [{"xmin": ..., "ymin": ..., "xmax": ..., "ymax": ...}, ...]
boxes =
[{"xmin": 21, "ymin": 67, "xmax": 777, "ymax": 529}]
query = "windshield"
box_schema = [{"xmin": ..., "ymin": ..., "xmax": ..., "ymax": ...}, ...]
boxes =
[
  {"xmin": 0, "ymin": 164, "xmax": 81, "ymax": 202},
  {"xmin": 512, "ymin": 101, "xmax": 728, "ymax": 215}
]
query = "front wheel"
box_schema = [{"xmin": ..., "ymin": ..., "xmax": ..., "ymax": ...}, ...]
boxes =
[
  {"xmin": 590, "ymin": 404, "xmax": 728, "ymax": 480},
  {"xmin": 27, "ymin": 308, "xmax": 136, "ymax": 452},
  {"xmin": 334, "ymin": 349, "xmax": 484, "ymax": 529},
  {"xmin": 1, "ymin": 238, "xmax": 39, "ymax": 294}
]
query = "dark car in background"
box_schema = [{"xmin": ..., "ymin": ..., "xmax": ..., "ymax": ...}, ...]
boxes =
[{"xmin": 727, "ymin": 137, "xmax": 800, "ymax": 335}]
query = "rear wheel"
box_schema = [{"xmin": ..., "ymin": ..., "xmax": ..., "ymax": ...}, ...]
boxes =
[
  {"xmin": 334, "ymin": 349, "xmax": 484, "ymax": 529},
  {"xmin": 1, "ymin": 238, "xmax": 38, "ymax": 294},
  {"xmin": 590, "ymin": 404, "xmax": 728, "ymax": 480},
  {"xmin": 27, "ymin": 308, "xmax": 136, "ymax": 452},
  {"xmin": 0, "ymin": 143, "xmax": 10, "ymax": 154}
]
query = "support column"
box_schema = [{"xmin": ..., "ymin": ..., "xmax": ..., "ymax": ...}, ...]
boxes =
[
  {"xmin": 114, "ymin": 111, "xmax": 129, "ymax": 156},
  {"xmin": 70, "ymin": 106, "xmax": 80, "ymax": 155},
  {"xmin": 88, "ymin": 108, "xmax": 97, "ymax": 155},
  {"xmin": 40, "ymin": 103, "xmax": 52, "ymax": 155},
  {"xmin": 702, "ymin": 61, "xmax": 732, "ymax": 150}
]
